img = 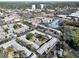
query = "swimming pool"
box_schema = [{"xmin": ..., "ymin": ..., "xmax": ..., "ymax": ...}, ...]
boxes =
[{"xmin": 48, "ymin": 18, "xmax": 59, "ymax": 29}]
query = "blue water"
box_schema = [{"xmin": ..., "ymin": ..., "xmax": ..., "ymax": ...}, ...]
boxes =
[{"xmin": 48, "ymin": 18, "xmax": 59, "ymax": 28}]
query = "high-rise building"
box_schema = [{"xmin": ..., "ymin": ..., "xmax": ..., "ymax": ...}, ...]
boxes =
[
  {"xmin": 40, "ymin": 4, "xmax": 44, "ymax": 9},
  {"xmin": 32, "ymin": 4, "xmax": 36, "ymax": 10}
]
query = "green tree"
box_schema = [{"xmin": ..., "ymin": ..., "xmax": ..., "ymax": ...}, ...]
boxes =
[
  {"xmin": 26, "ymin": 33, "xmax": 34, "ymax": 40},
  {"xmin": 13, "ymin": 24, "xmax": 17, "ymax": 29}
]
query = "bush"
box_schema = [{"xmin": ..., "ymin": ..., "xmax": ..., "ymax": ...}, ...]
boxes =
[
  {"xmin": 13, "ymin": 24, "xmax": 18, "ymax": 29},
  {"xmin": 36, "ymin": 34, "xmax": 46, "ymax": 41},
  {"xmin": 13, "ymin": 24, "xmax": 21, "ymax": 29},
  {"xmin": 64, "ymin": 21, "xmax": 79, "ymax": 27}
]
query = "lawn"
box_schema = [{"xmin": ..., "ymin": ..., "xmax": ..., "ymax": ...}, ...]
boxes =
[
  {"xmin": 71, "ymin": 26, "xmax": 79, "ymax": 48},
  {"xmin": 63, "ymin": 42, "xmax": 75, "ymax": 58},
  {"xmin": 64, "ymin": 21, "xmax": 79, "ymax": 48},
  {"xmin": 26, "ymin": 32, "xmax": 48, "ymax": 45}
]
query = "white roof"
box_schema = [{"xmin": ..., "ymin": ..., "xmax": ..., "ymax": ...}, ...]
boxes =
[
  {"xmin": 0, "ymin": 39, "xmax": 32, "ymax": 57},
  {"xmin": 30, "ymin": 30, "xmax": 52, "ymax": 39},
  {"xmin": 57, "ymin": 15, "xmax": 67, "ymax": 18},
  {"xmin": 0, "ymin": 26, "xmax": 4, "ymax": 31},
  {"xmin": 14, "ymin": 18, "xmax": 21, "ymax": 22},
  {"xmin": 14, "ymin": 23, "xmax": 29, "ymax": 33},
  {"xmin": 38, "ymin": 24, "xmax": 61, "ymax": 34},
  {"xmin": 0, "ymin": 12, "xmax": 3, "ymax": 16},
  {"xmin": 4, "ymin": 16, "xmax": 14, "ymax": 22},
  {"xmin": 42, "ymin": 18, "xmax": 52, "ymax": 23},
  {"xmin": 2, "ymin": 25, "xmax": 8, "ymax": 29},
  {"xmin": 15, "ymin": 27, "xmax": 29, "ymax": 33},
  {"xmin": 31, "ymin": 30, "xmax": 45, "ymax": 35},
  {"xmin": 70, "ymin": 11, "xmax": 79, "ymax": 17},
  {"xmin": 0, "ymin": 32, "xmax": 6, "ymax": 39},
  {"xmin": 12, "ymin": 41, "xmax": 32, "ymax": 57},
  {"xmin": 37, "ymin": 37, "xmax": 58, "ymax": 55},
  {"xmin": 18, "ymin": 35, "xmax": 39, "ymax": 49},
  {"xmin": 1, "ymin": 40, "xmax": 15, "ymax": 49},
  {"xmin": 17, "ymin": 23, "xmax": 29, "ymax": 28}
]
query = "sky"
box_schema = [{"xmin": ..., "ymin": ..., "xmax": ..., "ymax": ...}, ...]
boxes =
[{"xmin": 0, "ymin": 0, "xmax": 79, "ymax": 2}]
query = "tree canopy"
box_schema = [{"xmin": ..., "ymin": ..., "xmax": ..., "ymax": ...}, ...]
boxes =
[{"xmin": 26, "ymin": 33, "xmax": 34, "ymax": 40}]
